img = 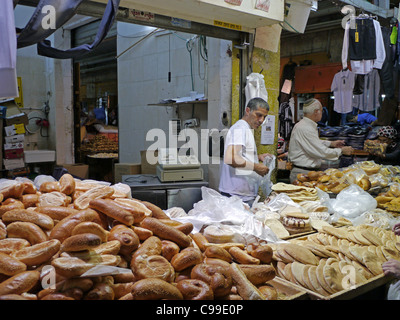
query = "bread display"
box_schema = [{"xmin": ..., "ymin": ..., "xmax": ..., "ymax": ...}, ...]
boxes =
[
  {"xmin": 0, "ymin": 175, "xmax": 286, "ymax": 300},
  {"xmin": 271, "ymin": 224, "xmax": 400, "ymax": 298},
  {"xmin": 291, "ymin": 162, "xmax": 400, "ymax": 194}
]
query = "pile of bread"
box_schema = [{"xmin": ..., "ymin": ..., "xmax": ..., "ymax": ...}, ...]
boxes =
[
  {"xmin": 270, "ymin": 224, "xmax": 400, "ymax": 298},
  {"xmin": 81, "ymin": 134, "xmax": 118, "ymax": 154},
  {"xmin": 0, "ymin": 175, "xmax": 281, "ymax": 300},
  {"xmin": 292, "ymin": 161, "xmax": 400, "ymax": 194},
  {"xmin": 375, "ymin": 183, "xmax": 400, "ymax": 213}
]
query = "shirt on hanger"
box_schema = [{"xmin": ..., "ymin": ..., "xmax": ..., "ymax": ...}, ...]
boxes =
[
  {"xmin": 342, "ymin": 18, "xmax": 386, "ymax": 74},
  {"xmin": 331, "ymin": 69, "xmax": 356, "ymax": 114}
]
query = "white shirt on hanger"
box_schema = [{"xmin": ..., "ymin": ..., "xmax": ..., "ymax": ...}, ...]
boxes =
[
  {"xmin": 0, "ymin": 0, "xmax": 18, "ymax": 99},
  {"xmin": 341, "ymin": 18, "xmax": 386, "ymax": 75}
]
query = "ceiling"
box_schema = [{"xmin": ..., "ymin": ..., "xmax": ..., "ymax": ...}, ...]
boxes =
[{"xmin": 282, "ymin": 0, "xmax": 398, "ymax": 37}]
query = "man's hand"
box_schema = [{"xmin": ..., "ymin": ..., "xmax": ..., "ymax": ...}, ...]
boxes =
[
  {"xmin": 331, "ymin": 140, "xmax": 346, "ymax": 148},
  {"xmin": 383, "ymin": 259, "xmax": 400, "ymax": 278},
  {"xmin": 341, "ymin": 146, "xmax": 353, "ymax": 156},
  {"xmin": 258, "ymin": 153, "xmax": 273, "ymax": 162},
  {"xmin": 254, "ymin": 163, "xmax": 269, "ymax": 177}
]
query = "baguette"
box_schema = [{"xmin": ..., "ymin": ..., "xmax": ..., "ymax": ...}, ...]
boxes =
[
  {"xmin": 0, "ymin": 238, "xmax": 30, "ymax": 255},
  {"xmin": 49, "ymin": 208, "xmax": 100, "ymax": 242},
  {"xmin": 0, "ymin": 199, "xmax": 25, "ymax": 217},
  {"xmin": 190, "ymin": 233, "xmax": 209, "ymax": 252},
  {"xmin": 39, "ymin": 181, "xmax": 61, "ymax": 193},
  {"xmin": 140, "ymin": 217, "xmax": 191, "ymax": 248},
  {"xmin": 170, "ymin": 247, "xmax": 203, "ymax": 271},
  {"xmin": 37, "ymin": 206, "xmax": 78, "ymax": 221},
  {"xmin": 6, "ymin": 221, "xmax": 48, "ymax": 245},
  {"xmin": 74, "ymin": 186, "xmax": 114, "ymax": 210},
  {"xmin": 131, "ymin": 278, "xmax": 183, "ymax": 300},
  {"xmin": 238, "ymin": 264, "xmax": 276, "ymax": 285},
  {"xmin": 229, "ymin": 263, "xmax": 265, "ymax": 300},
  {"xmin": 61, "ymin": 233, "xmax": 102, "ymax": 252},
  {"xmin": 0, "ymin": 183, "xmax": 24, "ymax": 200},
  {"xmin": 131, "ymin": 226, "xmax": 153, "ymax": 241},
  {"xmin": 21, "ymin": 194, "xmax": 39, "ymax": 208},
  {"xmin": 71, "ymin": 221, "xmax": 108, "ymax": 242},
  {"xmin": 204, "ymin": 245, "xmax": 232, "ymax": 263},
  {"xmin": 89, "ymin": 198, "xmax": 134, "ymax": 226},
  {"xmin": 11, "ymin": 239, "xmax": 61, "ymax": 267},
  {"xmin": 2, "ymin": 208, "xmax": 54, "ymax": 230},
  {"xmin": 229, "ymin": 247, "xmax": 260, "ymax": 265},
  {"xmin": 113, "ymin": 198, "xmax": 152, "ymax": 223},
  {"xmin": 0, "ymin": 252, "xmax": 27, "ymax": 276},
  {"xmin": 0, "ymin": 271, "xmax": 40, "ymax": 296},
  {"xmin": 141, "ymin": 201, "xmax": 170, "ymax": 219}
]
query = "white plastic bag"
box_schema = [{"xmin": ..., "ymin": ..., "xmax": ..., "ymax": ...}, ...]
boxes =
[
  {"xmin": 330, "ymin": 184, "xmax": 377, "ymax": 221},
  {"xmin": 245, "ymin": 72, "xmax": 269, "ymax": 107},
  {"xmin": 260, "ymin": 154, "xmax": 275, "ymax": 197},
  {"xmin": 173, "ymin": 187, "xmax": 280, "ymax": 243}
]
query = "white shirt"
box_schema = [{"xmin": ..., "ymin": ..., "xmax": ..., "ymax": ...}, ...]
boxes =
[
  {"xmin": 0, "ymin": 0, "xmax": 18, "ymax": 99},
  {"xmin": 288, "ymin": 117, "xmax": 342, "ymax": 169},
  {"xmin": 331, "ymin": 69, "xmax": 356, "ymax": 114},
  {"xmin": 341, "ymin": 19, "xmax": 385, "ymax": 75},
  {"xmin": 219, "ymin": 119, "xmax": 260, "ymax": 201}
]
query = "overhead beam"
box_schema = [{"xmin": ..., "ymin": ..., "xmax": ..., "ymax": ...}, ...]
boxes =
[
  {"xmin": 340, "ymin": 0, "xmax": 394, "ymax": 18},
  {"xmin": 17, "ymin": 0, "xmax": 246, "ymax": 41}
]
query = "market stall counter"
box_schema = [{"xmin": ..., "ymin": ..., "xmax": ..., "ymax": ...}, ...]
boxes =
[{"xmin": 122, "ymin": 174, "xmax": 208, "ymax": 213}]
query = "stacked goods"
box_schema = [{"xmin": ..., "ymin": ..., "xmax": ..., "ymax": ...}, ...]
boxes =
[
  {"xmin": 271, "ymin": 183, "xmax": 319, "ymax": 202},
  {"xmin": 81, "ymin": 135, "xmax": 118, "ymax": 154},
  {"xmin": 0, "ymin": 176, "xmax": 283, "ymax": 300},
  {"xmin": 364, "ymin": 140, "xmax": 387, "ymax": 156},
  {"xmin": 375, "ymin": 183, "xmax": 400, "ymax": 213},
  {"xmin": 270, "ymin": 224, "xmax": 400, "ymax": 298},
  {"xmin": 292, "ymin": 162, "xmax": 400, "ymax": 194}
]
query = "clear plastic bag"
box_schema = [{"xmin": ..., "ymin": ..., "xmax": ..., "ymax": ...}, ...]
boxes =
[
  {"xmin": 260, "ymin": 154, "xmax": 276, "ymax": 197},
  {"xmin": 176, "ymin": 187, "xmax": 281, "ymax": 243},
  {"xmin": 330, "ymin": 184, "xmax": 377, "ymax": 221}
]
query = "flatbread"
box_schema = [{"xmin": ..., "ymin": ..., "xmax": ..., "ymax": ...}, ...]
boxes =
[
  {"xmin": 322, "ymin": 225, "xmax": 348, "ymax": 239},
  {"xmin": 308, "ymin": 265, "xmax": 330, "ymax": 297},
  {"xmin": 361, "ymin": 251, "xmax": 383, "ymax": 276},
  {"xmin": 361, "ymin": 229, "xmax": 383, "ymax": 246},
  {"xmin": 316, "ymin": 261, "xmax": 335, "ymax": 294},
  {"xmin": 291, "ymin": 261, "xmax": 308, "ymax": 288},
  {"xmin": 323, "ymin": 263, "xmax": 343, "ymax": 293},
  {"xmin": 264, "ymin": 219, "xmax": 290, "ymax": 239},
  {"xmin": 310, "ymin": 219, "xmax": 330, "ymax": 231},
  {"xmin": 283, "ymin": 243, "xmax": 319, "ymax": 266}
]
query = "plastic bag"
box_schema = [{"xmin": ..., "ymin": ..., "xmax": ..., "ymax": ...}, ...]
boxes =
[
  {"xmin": 330, "ymin": 184, "xmax": 377, "ymax": 221},
  {"xmin": 174, "ymin": 187, "xmax": 281, "ymax": 243},
  {"xmin": 245, "ymin": 72, "xmax": 269, "ymax": 107},
  {"xmin": 260, "ymin": 154, "xmax": 275, "ymax": 197},
  {"xmin": 352, "ymin": 208, "xmax": 400, "ymax": 230}
]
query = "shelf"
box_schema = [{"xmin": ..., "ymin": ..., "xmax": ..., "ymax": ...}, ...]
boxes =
[{"xmin": 148, "ymin": 99, "xmax": 208, "ymax": 107}]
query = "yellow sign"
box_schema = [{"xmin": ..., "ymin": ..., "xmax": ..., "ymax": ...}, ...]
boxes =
[
  {"xmin": 14, "ymin": 77, "xmax": 23, "ymax": 108},
  {"xmin": 214, "ymin": 20, "xmax": 242, "ymax": 31},
  {"xmin": 14, "ymin": 123, "xmax": 26, "ymax": 134}
]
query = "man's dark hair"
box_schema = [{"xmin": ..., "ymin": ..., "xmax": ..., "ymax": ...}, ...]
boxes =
[{"xmin": 246, "ymin": 97, "xmax": 270, "ymax": 111}]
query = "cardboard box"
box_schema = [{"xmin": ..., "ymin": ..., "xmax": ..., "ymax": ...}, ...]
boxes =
[
  {"xmin": 5, "ymin": 113, "xmax": 28, "ymax": 126},
  {"xmin": 60, "ymin": 163, "xmax": 89, "ymax": 179},
  {"xmin": 3, "ymin": 158, "xmax": 25, "ymax": 170},
  {"xmin": 140, "ymin": 150, "xmax": 158, "ymax": 174},
  {"xmin": 114, "ymin": 163, "xmax": 141, "ymax": 183}
]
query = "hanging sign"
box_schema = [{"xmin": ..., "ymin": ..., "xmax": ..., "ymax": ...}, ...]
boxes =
[{"xmin": 255, "ymin": 0, "xmax": 270, "ymax": 13}]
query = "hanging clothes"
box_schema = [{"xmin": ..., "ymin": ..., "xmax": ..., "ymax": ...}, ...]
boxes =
[
  {"xmin": 278, "ymin": 99, "xmax": 294, "ymax": 141},
  {"xmin": 342, "ymin": 17, "xmax": 386, "ymax": 75},
  {"xmin": 331, "ymin": 69, "xmax": 356, "ymax": 114},
  {"xmin": 0, "ymin": 0, "xmax": 19, "ymax": 99},
  {"xmin": 352, "ymin": 68, "xmax": 381, "ymax": 112}
]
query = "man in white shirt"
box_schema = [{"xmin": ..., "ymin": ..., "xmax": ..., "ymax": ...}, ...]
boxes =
[
  {"xmin": 288, "ymin": 99, "xmax": 353, "ymax": 183},
  {"xmin": 219, "ymin": 97, "xmax": 270, "ymax": 206}
]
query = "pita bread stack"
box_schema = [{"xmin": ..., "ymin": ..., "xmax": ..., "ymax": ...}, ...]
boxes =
[
  {"xmin": 271, "ymin": 183, "xmax": 319, "ymax": 202},
  {"xmin": 272, "ymin": 224, "xmax": 400, "ymax": 298}
]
